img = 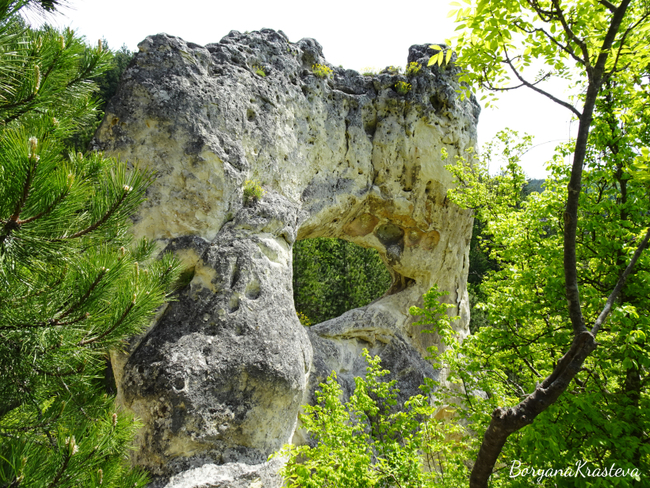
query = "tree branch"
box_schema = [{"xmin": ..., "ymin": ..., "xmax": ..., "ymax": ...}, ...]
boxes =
[
  {"xmin": 470, "ymin": 330, "xmax": 597, "ymax": 487},
  {"xmin": 606, "ymin": 12, "xmax": 650, "ymax": 82},
  {"xmin": 60, "ymin": 187, "xmax": 130, "ymax": 240},
  {"xmin": 46, "ymin": 452, "xmax": 70, "ymax": 488},
  {"xmin": 531, "ymin": 26, "xmax": 585, "ymax": 67},
  {"xmin": 469, "ymin": 2, "xmax": 636, "ymax": 486},
  {"xmin": 0, "ymin": 150, "xmax": 39, "ymax": 245},
  {"xmin": 592, "ymin": 227, "xmax": 650, "ymax": 335},
  {"xmin": 17, "ymin": 186, "xmax": 70, "ymax": 225},
  {"xmin": 482, "ymin": 71, "xmax": 553, "ymax": 92},
  {"xmin": 563, "ymin": 0, "xmax": 632, "ymax": 337},
  {"xmin": 524, "ymin": 0, "xmax": 556, "ymax": 22},
  {"xmin": 551, "ymin": 0, "xmax": 592, "ymax": 72},
  {"xmin": 78, "ymin": 302, "xmax": 134, "ymax": 346},
  {"xmin": 57, "ymin": 268, "xmax": 106, "ymax": 321},
  {"xmin": 501, "ymin": 45, "xmax": 581, "ymax": 117},
  {"xmin": 599, "ymin": 0, "xmax": 616, "ymax": 13}
]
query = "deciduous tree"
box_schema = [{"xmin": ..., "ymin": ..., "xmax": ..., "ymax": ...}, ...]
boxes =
[{"xmin": 432, "ymin": 0, "xmax": 650, "ymax": 485}]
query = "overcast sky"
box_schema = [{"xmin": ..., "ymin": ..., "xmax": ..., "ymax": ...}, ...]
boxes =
[{"xmin": 38, "ymin": 0, "xmax": 579, "ymax": 179}]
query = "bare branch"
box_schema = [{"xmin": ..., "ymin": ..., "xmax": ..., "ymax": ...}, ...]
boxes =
[
  {"xmin": 501, "ymin": 45, "xmax": 581, "ymax": 117},
  {"xmin": 481, "ymin": 71, "xmax": 552, "ymax": 91}
]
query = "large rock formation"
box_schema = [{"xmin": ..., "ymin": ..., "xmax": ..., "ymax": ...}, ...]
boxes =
[{"xmin": 93, "ymin": 29, "xmax": 479, "ymax": 487}]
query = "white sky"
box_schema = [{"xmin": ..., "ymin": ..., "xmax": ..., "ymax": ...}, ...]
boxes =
[{"xmin": 39, "ymin": 0, "xmax": 579, "ymax": 179}]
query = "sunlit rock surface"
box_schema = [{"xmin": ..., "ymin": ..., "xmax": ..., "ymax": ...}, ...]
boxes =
[{"xmin": 94, "ymin": 28, "xmax": 479, "ymax": 486}]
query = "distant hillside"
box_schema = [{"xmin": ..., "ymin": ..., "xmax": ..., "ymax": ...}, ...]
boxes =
[{"xmin": 524, "ymin": 178, "xmax": 545, "ymax": 195}]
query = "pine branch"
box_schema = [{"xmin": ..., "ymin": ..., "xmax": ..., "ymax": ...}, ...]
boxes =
[
  {"xmin": 17, "ymin": 186, "xmax": 70, "ymax": 225},
  {"xmin": 61, "ymin": 187, "xmax": 130, "ymax": 240},
  {"xmin": 1, "ymin": 44, "xmax": 64, "ymax": 124},
  {"xmin": 0, "ymin": 147, "xmax": 39, "ymax": 245},
  {"xmin": 56, "ymin": 268, "xmax": 106, "ymax": 321},
  {"xmin": 33, "ymin": 363, "xmax": 85, "ymax": 377},
  {"xmin": 46, "ymin": 452, "xmax": 70, "ymax": 488},
  {"xmin": 0, "ymin": 311, "xmax": 90, "ymax": 331},
  {"xmin": 78, "ymin": 302, "xmax": 134, "ymax": 346}
]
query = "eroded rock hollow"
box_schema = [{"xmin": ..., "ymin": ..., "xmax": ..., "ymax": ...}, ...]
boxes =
[{"xmin": 93, "ymin": 29, "xmax": 479, "ymax": 487}]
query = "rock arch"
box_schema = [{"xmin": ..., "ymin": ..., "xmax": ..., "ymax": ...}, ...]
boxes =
[{"xmin": 94, "ymin": 29, "xmax": 479, "ymax": 485}]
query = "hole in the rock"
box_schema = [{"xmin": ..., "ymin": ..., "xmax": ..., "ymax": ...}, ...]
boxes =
[
  {"xmin": 228, "ymin": 294, "xmax": 240, "ymax": 313},
  {"xmin": 245, "ymin": 280, "xmax": 261, "ymax": 300},
  {"xmin": 375, "ymin": 223, "xmax": 404, "ymax": 247},
  {"xmin": 173, "ymin": 376, "xmax": 185, "ymax": 390},
  {"xmin": 375, "ymin": 224, "xmax": 405, "ymax": 263},
  {"xmin": 292, "ymin": 237, "xmax": 391, "ymax": 325}
]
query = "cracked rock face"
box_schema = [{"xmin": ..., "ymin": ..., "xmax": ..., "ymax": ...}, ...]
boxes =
[{"xmin": 94, "ymin": 28, "xmax": 479, "ymax": 485}]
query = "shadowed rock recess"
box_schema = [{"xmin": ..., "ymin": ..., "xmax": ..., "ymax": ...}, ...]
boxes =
[{"xmin": 93, "ymin": 29, "xmax": 479, "ymax": 487}]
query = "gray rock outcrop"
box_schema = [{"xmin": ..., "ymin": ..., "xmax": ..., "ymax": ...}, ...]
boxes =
[{"xmin": 94, "ymin": 28, "xmax": 479, "ymax": 486}]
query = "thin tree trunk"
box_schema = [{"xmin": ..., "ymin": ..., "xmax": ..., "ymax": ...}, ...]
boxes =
[{"xmin": 469, "ymin": 2, "xmax": 634, "ymax": 486}]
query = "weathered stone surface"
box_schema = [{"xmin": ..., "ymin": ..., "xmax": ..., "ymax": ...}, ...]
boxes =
[
  {"xmin": 156, "ymin": 457, "xmax": 284, "ymax": 488},
  {"xmin": 94, "ymin": 28, "xmax": 478, "ymax": 485},
  {"xmin": 112, "ymin": 193, "xmax": 310, "ymax": 480}
]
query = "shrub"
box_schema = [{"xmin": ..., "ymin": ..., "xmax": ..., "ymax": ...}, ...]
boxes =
[
  {"xmin": 406, "ymin": 61, "xmax": 422, "ymax": 77},
  {"xmin": 361, "ymin": 67, "xmax": 377, "ymax": 76},
  {"xmin": 252, "ymin": 65, "xmax": 266, "ymax": 77},
  {"xmin": 383, "ymin": 65, "xmax": 402, "ymax": 75},
  {"xmin": 312, "ymin": 63, "xmax": 333, "ymax": 79},
  {"xmin": 395, "ymin": 81, "xmax": 412, "ymax": 95},
  {"xmin": 296, "ymin": 311, "xmax": 312, "ymax": 326},
  {"xmin": 274, "ymin": 346, "xmax": 471, "ymax": 487},
  {"xmin": 243, "ymin": 179, "xmax": 265, "ymax": 204},
  {"xmin": 275, "ymin": 350, "xmax": 433, "ymax": 487}
]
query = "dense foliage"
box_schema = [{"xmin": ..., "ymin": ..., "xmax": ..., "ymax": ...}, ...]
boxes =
[
  {"xmin": 438, "ymin": 130, "xmax": 650, "ymax": 486},
  {"xmin": 67, "ymin": 42, "xmax": 133, "ymax": 152},
  {"xmin": 0, "ymin": 2, "xmax": 179, "ymax": 486},
  {"xmin": 293, "ymin": 238, "xmax": 391, "ymax": 325},
  {"xmin": 286, "ymin": 0, "xmax": 650, "ymax": 482},
  {"xmin": 433, "ymin": 0, "xmax": 650, "ymax": 484},
  {"xmin": 276, "ymin": 350, "xmax": 435, "ymax": 487},
  {"xmin": 276, "ymin": 349, "xmax": 469, "ymax": 487},
  {"xmin": 276, "ymin": 288, "xmax": 476, "ymax": 488}
]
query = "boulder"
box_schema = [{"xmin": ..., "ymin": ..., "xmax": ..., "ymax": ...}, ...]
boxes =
[{"xmin": 94, "ymin": 28, "xmax": 479, "ymax": 485}]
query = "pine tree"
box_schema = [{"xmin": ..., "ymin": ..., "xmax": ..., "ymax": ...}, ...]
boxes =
[{"xmin": 0, "ymin": 1, "xmax": 181, "ymax": 486}]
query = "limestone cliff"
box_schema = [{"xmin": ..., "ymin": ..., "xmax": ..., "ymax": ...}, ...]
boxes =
[{"xmin": 93, "ymin": 28, "xmax": 479, "ymax": 487}]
